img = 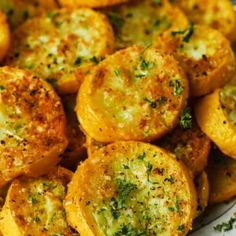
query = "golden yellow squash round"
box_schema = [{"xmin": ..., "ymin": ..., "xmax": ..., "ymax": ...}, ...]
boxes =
[
  {"xmin": 0, "ymin": 67, "xmax": 68, "ymax": 187},
  {"xmin": 77, "ymin": 45, "xmax": 189, "ymax": 143},
  {"xmin": 65, "ymin": 141, "xmax": 197, "ymax": 236}
]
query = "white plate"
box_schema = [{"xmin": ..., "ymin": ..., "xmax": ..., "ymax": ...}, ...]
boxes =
[{"xmin": 191, "ymin": 199, "xmax": 236, "ymax": 235}]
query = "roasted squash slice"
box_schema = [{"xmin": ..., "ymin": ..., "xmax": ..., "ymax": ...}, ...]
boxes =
[
  {"xmin": 77, "ymin": 45, "xmax": 189, "ymax": 143},
  {"xmin": 65, "ymin": 141, "xmax": 197, "ymax": 236},
  {"xmin": 158, "ymin": 119, "xmax": 211, "ymax": 177},
  {"xmin": 0, "ymin": 167, "xmax": 78, "ymax": 236},
  {"xmin": 154, "ymin": 24, "xmax": 235, "ymax": 96},
  {"xmin": 173, "ymin": 0, "xmax": 236, "ymax": 42},
  {"xmin": 5, "ymin": 8, "xmax": 115, "ymax": 94},
  {"xmin": 0, "ymin": 0, "xmax": 58, "ymax": 29},
  {"xmin": 0, "ymin": 67, "xmax": 68, "ymax": 187},
  {"xmin": 0, "ymin": 11, "xmax": 10, "ymax": 62},
  {"xmin": 195, "ymin": 86, "xmax": 236, "ymax": 159},
  {"xmin": 104, "ymin": 0, "xmax": 188, "ymax": 49},
  {"xmin": 207, "ymin": 147, "xmax": 236, "ymax": 204},
  {"xmin": 58, "ymin": 0, "xmax": 129, "ymax": 8}
]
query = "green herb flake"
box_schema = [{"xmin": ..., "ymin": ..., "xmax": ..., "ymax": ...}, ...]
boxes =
[
  {"xmin": 74, "ymin": 57, "xmax": 82, "ymax": 65},
  {"xmin": 171, "ymin": 23, "xmax": 194, "ymax": 43},
  {"xmin": 137, "ymin": 152, "xmax": 146, "ymax": 160},
  {"xmin": 90, "ymin": 56, "xmax": 99, "ymax": 64},
  {"xmin": 123, "ymin": 164, "xmax": 130, "ymax": 169},
  {"xmin": 107, "ymin": 12, "xmax": 124, "ymax": 28},
  {"xmin": 114, "ymin": 223, "xmax": 147, "ymax": 236},
  {"xmin": 179, "ymin": 107, "xmax": 193, "ymax": 129},
  {"xmin": 177, "ymin": 224, "xmax": 185, "ymax": 232},
  {"xmin": 0, "ymin": 85, "xmax": 5, "ymax": 91},
  {"xmin": 169, "ymin": 79, "xmax": 183, "ymax": 96},
  {"xmin": 28, "ymin": 195, "xmax": 38, "ymax": 204},
  {"xmin": 114, "ymin": 69, "xmax": 121, "ymax": 76},
  {"xmin": 164, "ymin": 175, "xmax": 175, "ymax": 184},
  {"xmin": 116, "ymin": 179, "xmax": 137, "ymax": 209},
  {"xmin": 214, "ymin": 217, "xmax": 236, "ymax": 232},
  {"xmin": 140, "ymin": 57, "xmax": 150, "ymax": 70},
  {"xmin": 22, "ymin": 10, "xmax": 29, "ymax": 20},
  {"xmin": 144, "ymin": 97, "xmax": 157, "ymax": 109}
]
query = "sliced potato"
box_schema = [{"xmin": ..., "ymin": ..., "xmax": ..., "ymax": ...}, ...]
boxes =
[
  {"xmin": 77, "ymin": 45, "xmax": 189, "ymax": 143},
  {"xmin": 207, "ymin": 147, "xmax": 236, "ymax": 204},
  {"xmin": 195, "ymin": 86, "xmax": 236, "ymax": 159},
  {"xmin": 5, "ymin": 8, "xmax": 115, "ymax": 94},
  {"xmin": 86, "ymin": 135, "xmax": 106, "ymax": 158},
  {"xmin": 195, "ymin": 171, "xmax": 209, "ymax": 216},
  {"xmin": 65, "ymin": 141, "xmax": 197, "ymax": 236},
  {"xmin": 104, "ymin": 0, "xmax": 188, "ymax": 49},
  {"xmin": 173, "ymin": 0, "xmax": 236, "ymax": 41},
  {"xmin": 0, "ymin": 11, "xmax": 10, "ymax": 62},
  {"xmin": 59, "ymin": 0, "xmax": 129, "ymax": 8},
  {"xmin": 0, "ymin": 67, "xmax": 68, "ymax": 187},
  {"xmin": 0, "ymin": 167, "xmax": 78, "ymax": 236},
  {"xmin": 0, "ymin": 0, "xmax": 58, "ymax": 29},
  {"xmin": 60, "ymin": 94, "xmax": 87, "ymax": 170},
  {"xmin": 155, "ymin": 24, "xmax": 235, "ymax": 96},
  {"xmin": 158, "ymin": 120, "xmax": 211, "ymax": 176}
]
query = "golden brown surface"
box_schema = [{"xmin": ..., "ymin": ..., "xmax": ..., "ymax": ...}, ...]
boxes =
[
  {"xmin": 0, "ymin": 167, "xmax": 78, "ymax": 236},
  {"xmin": 195, "ymin": 88, "xmax": 236, "ymax": 159},
  {"xmin": 0, "ymin": 67, "xmax": 68, "ymax": 187},
  {"xmin": 173, "ymin": 0, "xmax": 236, "ymax": 41},
  {"xmin": 65, "ymin": 141, "xmax": 197, "ymax": 236},
  {"xmin": 77, "ymin": 45, "xmax": 189, "ymax": 143},
  {"xmin": 0, "ymin": 0, "xmax": 58, "ymax": 29},
  {"xmin": 154, "ymin": 25, "xmax": 235, "ymax": 96},
  {"xmin": 5, "ymin": 8, "xmax": 115, "ymax": 94}
]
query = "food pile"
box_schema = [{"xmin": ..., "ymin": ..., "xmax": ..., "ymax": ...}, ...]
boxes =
[{"xmin": 0, "ymin": 0, "xmax": 236, "ymax": 235}]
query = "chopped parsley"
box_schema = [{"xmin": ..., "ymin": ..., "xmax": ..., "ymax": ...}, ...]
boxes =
[
  {"xmin": 114, "ymin": 223, "xmax": 147, "ymax": 236},
  {"xmin": 90, "ymin": 56, "xmax": 99, "ymax": 64},
  {"xmin": 114, "ymin": 69, "xmax": 121, "ymax": 76},
  {"xmin": 179, "ymin": 107, "xmax": 193, "ymax": 129},
  {"xmin": 28, "ymin": 195, "xmax": 38, "ymax": 204},
  {"xmin": 164, "ymin": 175, "xmax": 175, "ymax": 184},
  {"xmin": 116, "ymin": 179, "xmax": 137, "ymax": 208},
  {"xmin": 0, "ymin": 85, "xmax": 5, "ymax": 90},
  {"xmin": 169, "ymin": 79, "xmax": 183, "ymax": 96},
  {"xmin": 144, "ymin": 97, "xmax": 157, "ymax": 108},
  {"xmin": 168, "ymin": 199, "xmax": 180, "ymax": 213},
  {"xmin": 107, "ymin": 12, "xmax": 124, "ymax": 28},
  {"xmin": 171, "ymin": 23, "xmax": 195, "ymax": 43},
  {"xmin": 177, "ymin": 224, "xmax": 185, "ymax": 232},
  {"xmin": 214, "ymin": 217, "xmax": 236, "ymax": 232},
  {"xmin": 74, "ymin": 57, "xmax": 82, "ymax": 65},
  {"xmin": 137, "ymin": 152, "xmax": 146, "ymax": 160}
]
